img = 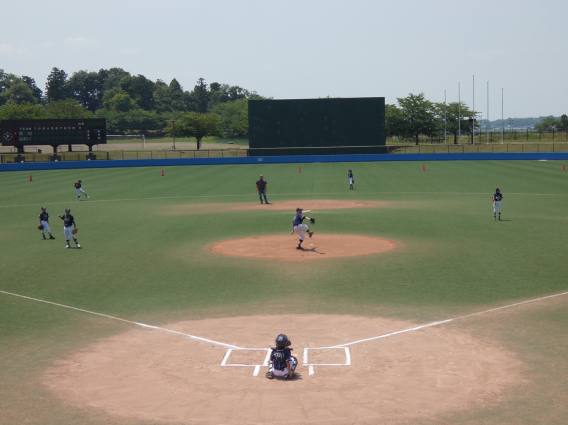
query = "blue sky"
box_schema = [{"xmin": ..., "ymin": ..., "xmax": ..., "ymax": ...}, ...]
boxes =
[{"xmin": 1, "ymin": 0, "xmax": 566, "ymax": 118}]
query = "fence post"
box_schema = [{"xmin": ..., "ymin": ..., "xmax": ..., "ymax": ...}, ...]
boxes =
[{"xmin": 527, "ymin": 129, "xmax": 528, "ymax": 140}]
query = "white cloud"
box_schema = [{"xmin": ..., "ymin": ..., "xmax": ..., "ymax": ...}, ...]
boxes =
[
  {"xmin": 64, "ymin": 37, "xmax": 101, "ymax": 50},
  {"xmin": 466, "ymin": 49, "xmax": 502, "ymax": 61},
  {"xmin": 0, "ymin": 43, "xmax": 29, "ymax": 57}
]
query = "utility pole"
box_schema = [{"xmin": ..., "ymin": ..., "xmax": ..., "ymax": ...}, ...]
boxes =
[
  {"xmin": 472, "ymin": 75, "xmax": 475, "ymax": 145},
  {"xmin": 458, "ymin": 82, "xmax": 461, "ymax": 144},
  {"xmin": 487, "ymin": 81, "xmax": 489, "ymax": 144},
  {"xmin": 444, "ymin": 89, "xmax": 447, "ymax": 144}
]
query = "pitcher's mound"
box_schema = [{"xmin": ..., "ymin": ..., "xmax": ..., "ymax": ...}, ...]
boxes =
[{"xmin": 209, "ymin": 234, "xmax": 399, "ymax": 261}]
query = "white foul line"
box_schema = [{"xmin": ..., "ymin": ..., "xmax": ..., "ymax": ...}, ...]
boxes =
[
  {"xmin": 326, "ymin": 290, "xmax": 568, "ymax": 349},
  {"xmin": 0, "ymin": 289, "xmax": 241, "ymax": 349}
]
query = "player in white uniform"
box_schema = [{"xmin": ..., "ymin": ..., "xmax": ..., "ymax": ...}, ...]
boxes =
[
  {"xmin": 290, "ymin": 207, "xmax": 314, "ymax": 250},
  {"xmin": 58, "ymin": 208, "xmax": 80, "ymax": 248},
  {"xmin": 38, "ymin": 206, "xmax": 55, "ymax": 240},
  {"xmin": 75, "ymin": 180, "xmax": 89, "ymax": 201}
]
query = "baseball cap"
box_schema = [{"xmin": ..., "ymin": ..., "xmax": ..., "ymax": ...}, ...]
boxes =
[
  {"xmin": 65, "ymin": 208, "xmax": 70, "ymax": 212},
  {"xmin": 78, "ymin": 180, "xmax": 82, "ymax": 182},
  {"xmin": 41, "ymin": 206, "xmax": 46, "ymax": 210},
  {"xmin": 296, "ymin": 207, "xmax": 303, "ymax": 211}
]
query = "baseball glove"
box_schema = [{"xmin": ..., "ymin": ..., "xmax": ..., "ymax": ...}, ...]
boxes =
[
  {"xmin": 309, "ymin": 218, "xmax": 315, "ymax": 224},
  {"xmin": 72, "ymin": 228, "xmax": 78, "ymax": 234},
  {"xmin": 38, "ymin": 225, "xmax": 44, "ymax": 230}
]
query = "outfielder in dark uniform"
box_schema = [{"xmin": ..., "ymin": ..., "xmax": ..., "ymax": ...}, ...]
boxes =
[
  {"xmin": 58, "ymin": 208, "xmax": 80, "ymax": 248},
  {"xmin": 493, "ymin": 187, "xmax": 503, "ymax": 221},
  {"xmin": 266, "ymin": 334, "xmax": 298, "ymax": 379},
  {"xmin": 38, "ymin": 206, "xmax": 55, "ymax": 240},
  {"xmin": 75, "ymin": 180, "xmax": 89, "ymax": 201},
  {"xmin": 348, "ymin": 169, "xmax": 354, "ymax": 190},
  {"xmin": 291, "ymin": 207, "xmax": 314, "ymax": 249},
  {"xmin": 256, "ymin": 174, "xmax": 269, "ymax": 204}
]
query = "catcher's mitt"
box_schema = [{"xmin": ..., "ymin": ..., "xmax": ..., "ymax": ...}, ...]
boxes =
[
  {"xmin": 38, "ymin": 225, "xmax": 44, "ymax": 230},
  {"xmin": 309, "ymin": 218, "xmax": 315, "ymax": 224},
  {"xmin": 72, "ymin": 228, "xmax": 78, "ymax": 234}
]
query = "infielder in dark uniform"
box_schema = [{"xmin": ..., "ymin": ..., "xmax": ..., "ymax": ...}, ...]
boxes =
[
  {"xmin": 266, "ymin": 334, "xmax": 298, "ymax": 379},
  {"xmin": 493, "ymin": 187, "xmax": 503, "ymax": 221},
  {"xmin": 256, "ymin": 174, "xmax": 269, "ymax": 204},
  {"xmin": 75, "ymin": 180, "xmax": 89, "ymax": 201},
  {"xmin": 348, "ymin": 169, "xmax": 354, "ymax": 190},
  {"xmin": 38, "ymin": 206, "xmax": 55, "ymax": 240},
  {"xmin": 58, "ymin": 208, "xmax": 80, "ymax": 249},
  {"xmin": 291, "ymin": 207, "xmax": 314, "ymax": 250}
]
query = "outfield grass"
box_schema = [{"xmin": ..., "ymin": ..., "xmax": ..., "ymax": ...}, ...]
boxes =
[{"xmin": 1, "ymin": 160, "xmax": 567, "ymax": 424}]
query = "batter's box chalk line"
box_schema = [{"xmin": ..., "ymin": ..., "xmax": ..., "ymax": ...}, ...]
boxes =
[
  {"xmin": 304, "ymin": 347, "xmax": 351, "ymax": 376},
  {"xmin": 220, "ymin": 346, "xmax": 351, "ymax": 377},
  {"xmin": 220, "ymin": 348, "xmax": 272, "ymax": 377}
]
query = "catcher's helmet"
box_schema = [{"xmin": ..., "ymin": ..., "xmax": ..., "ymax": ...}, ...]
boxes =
[
  {"xmin": 65, "ymin": 208, "xmax": 70, "ymax": 212},
  {"xmin": 275, "ymin": 334, "xmax": 290, "ymax": 348},
  {"xmin": 41, "ymin": 206, "xmax": 46, "ymax": 210}
]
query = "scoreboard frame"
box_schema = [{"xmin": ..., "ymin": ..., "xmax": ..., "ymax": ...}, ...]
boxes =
[{"xmin": 1, "ymin": 118, "xmax": 106, "ymax": 153}]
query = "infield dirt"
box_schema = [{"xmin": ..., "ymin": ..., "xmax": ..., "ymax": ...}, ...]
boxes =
[{"xmin": 44, "ymin": 314, "xmax": 523, "ymax": 425}]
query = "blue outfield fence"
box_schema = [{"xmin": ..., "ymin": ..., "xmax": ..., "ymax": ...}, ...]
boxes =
[{"xmin": 1, "ymin": 152, "xmax": 568, "ymax": 172}]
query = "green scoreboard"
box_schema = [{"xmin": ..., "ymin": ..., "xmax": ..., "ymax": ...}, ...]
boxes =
[
  {"xmin": 248, "ymin": 98, "xmax": 385, "ymax": 156},
  {"xmin": 1, "ymin": 118, "xmax": 106, "ymax": 153}
]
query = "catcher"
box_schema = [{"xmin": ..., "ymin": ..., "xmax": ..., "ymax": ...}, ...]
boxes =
[
  {"xmin": 38, "ymin": 206, "xmax": 55, "ymax": 240},
  {"xmin": 266, "ymin": 334, "xmax": 298, "ymax": 379},
  {"xmin": 290, "ymin": 207, "xmax": 314, "ymax": 250},
  {"xmin": 58, "ymin": 208, "xmax": 80, "ymax": 249}
]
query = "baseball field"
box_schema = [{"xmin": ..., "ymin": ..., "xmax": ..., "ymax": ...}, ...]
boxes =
[{"xmin": 1, "ymin": 160, "xmax": 567, "ymax": 424}]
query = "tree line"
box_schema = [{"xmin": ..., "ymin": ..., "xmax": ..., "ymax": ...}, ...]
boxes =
[
  {"xmin": 387, "ymin": 93, "xmax": 568, "ymax": 145},
  {"xmin": 0, "ymin": 68, "xmax": 268, "ymax": 149},
  {"xmin": 1, "ymin": 68, "xmax": 566, "ymax": 148}
]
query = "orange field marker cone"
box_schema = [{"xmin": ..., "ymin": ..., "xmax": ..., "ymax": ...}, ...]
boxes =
[
  {"xmin": 161, "ymin": 169, "xmax": 164, "ymax": 176},
  {"xmin": 298, "ymin": 166, "xmax": 301, "ymax": 173},
  {"xmin": 563, "ymin": 163, "xmax": 565, "ymax": 171},
  {"xmin": 29, "ymin": 174, "xmax": 33, "ymax": 181},
  {"xmin": 422, "ymin": 164, "xmax": 425, "ymax": 171}
]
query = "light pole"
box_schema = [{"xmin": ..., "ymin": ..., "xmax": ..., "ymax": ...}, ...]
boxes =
[
  {"xmin": 458, "ymin": 82, "xmax": 461, "ymax": 144},
  {"xmin": 444, "ymin": 89, "xmax": 447, "ymax": 145},
  {"xmin": 169, "ymin": 120, "xmax": 176, "ymax": 150},
  {"xmin": 472, "ymin": 75, "xmax": 475, "ymax": 145}
]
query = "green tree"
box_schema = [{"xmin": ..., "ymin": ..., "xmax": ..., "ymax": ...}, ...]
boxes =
[
  {"xmin": 0, "ymin": 79, "xmax": 38, "ymax": 105},
  {"xmin": 118, "ymin": 75, "xmax": 155, "ymax": 110},
  {"xmin": 44, "ymin": 99, "xmax": 92, "ymax": 119},
  {"xmin": 67, "ymin": 70, "xmax": 105, "ymax": 112},
  {"xmin": 397, "ymin": 93, "xmax": 437, "ymax": 145},
  {"xmin": 168, "ymin": 78, "xmax": 185, "ymax": 112},
  {"xmin": 104, "ymin": 93, "xmax": 136, "ymax": 112},
  {"xmin": 534, "ymin": 116, "xmax": 562, "ymax": 131},
  {"xmin": 385, "ymin": 104, "xmax": 405, "ymax": 139},
  {"xmin": 0, "ymin": 102, "xmax": 43, "ymax": 120},
  {"xmin": 45, "ymin": 67, "xmax": 70, "ymax": 102},
  {"xmin": 435, "ymin": 101, "xmax": 477, "ymax": 144},
  {"xmin": 191, "ymin": 78, "xmax": 209, "ymax": 113},
  {"xmin": 210, "ymin": 98, "xmax": 249, "ymax": 137},
  {"xmin": 21, "ymin": 76, "xmax": 43, "ymax": 103},
  {"xmin": 173, "ymin": 111, "xmax": 223, "ymax": 149},
  {"xmin": 559, "ymin": 114, "xmax": 567, "ymax": 128}
]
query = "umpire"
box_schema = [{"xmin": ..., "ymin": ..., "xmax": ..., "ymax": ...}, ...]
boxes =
[{"xmin": 256, "ymin": 174, "xmax": 270, "ymax": 204}]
